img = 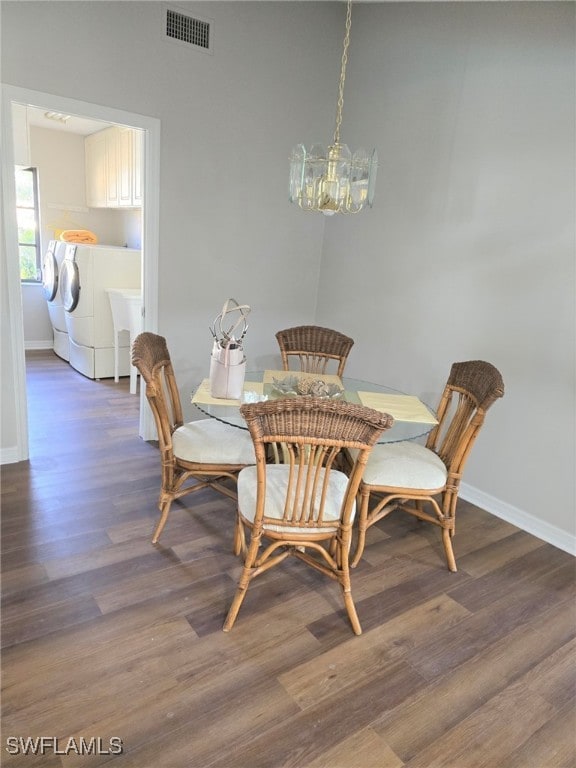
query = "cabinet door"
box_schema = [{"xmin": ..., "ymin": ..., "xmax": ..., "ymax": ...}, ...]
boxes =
[
  {"xmin": 105, "ymin": 127, "xmax": 119, "ymax": 206},
  {"xmin": 85, "ymin": 125, "xmax": 142, "ymax": 209},
  {"xmin": 85, "ymin": 131, "xmax": 108, "ymax": 208},
  {"xmin": 132, "ymin": 129, "xmax": 143, "ymax": 207},
  {"xmin": 118, "ymin": 127, "xmax": 134, "ymax": 207}
]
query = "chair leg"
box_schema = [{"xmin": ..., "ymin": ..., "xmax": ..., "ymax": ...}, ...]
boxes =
[
  {"xmin": 223, "ymin": 576, "xmax": 249, "ymax": 632},
  {"xmin": 340, "ymin": 540, "xmax": 361, "ymax": 634},
  {"xmin": 232, "ymin": 514, "xmax": 244, "ymax": 556},
  {"xmin": 223, "ymin": 537, "xmax": 260, "ymax": 631},
  {"xmin": 442, "ymin": 527, "xmax": 457, "ymax": 572},
  {"xmin": 152, "ymin": 499, "xmax": 172, "ymax": 544},
  {"xmin": 342, "ymin": 587, "xmax": 362, "ymax": 635},
  {"xmin": 351, "ymin": 489, "xmax": 370, "ymax": 568}
]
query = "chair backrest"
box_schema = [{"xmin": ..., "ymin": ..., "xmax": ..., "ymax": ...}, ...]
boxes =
[
  {"xmin": 275, "ymin": 325, "xmax": 354, "ymax": 377},
  {"xmin": 426, "ymin": 360, "xmax": 505, "ymax": 475},
  {"xmin": 132, "ymin": 332, "xmax": 183, "ymax": 455},
  {"xmin": 240, "ymin": 398, "xmax": 393, "ymax": 531}
]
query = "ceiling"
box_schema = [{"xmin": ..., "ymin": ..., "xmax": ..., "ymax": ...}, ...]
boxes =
[{"xmin": 25, "ymin": 106, "xmax": 111, "ymax": 136}]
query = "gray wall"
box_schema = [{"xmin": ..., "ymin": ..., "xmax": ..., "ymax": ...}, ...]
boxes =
[
  {"xmin": 1, "ymin": 1, "xmax": 574, "ymax": 548},
  {"xmin": 1, "ymin": 0, "xmax": 333, "ymax": 385},
  {"xmin": 316, "ymin": 2, "xmax": 575, "ymax": 541}
]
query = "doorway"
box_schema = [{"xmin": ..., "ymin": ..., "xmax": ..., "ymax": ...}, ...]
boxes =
[{"xmin": 1, "ymin": 85, "xmax": 160, "ymax": 461}]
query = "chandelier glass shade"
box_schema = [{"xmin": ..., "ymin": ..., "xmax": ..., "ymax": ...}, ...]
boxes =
[{"xmin": 289, "ymin": 0, "xmax": 377, "ymax": 216}]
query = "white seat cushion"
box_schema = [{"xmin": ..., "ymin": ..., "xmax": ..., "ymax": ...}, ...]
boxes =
[
  {"xmin": 172, "ymin": 419, "xmax": 255, "ymax": 465},
  {"xmin": 238, "ymin": 464, "xmax": 354, "ymax": 534},
  {"xmin": 352, "ymin": 442, "xmax": 447, "ymax": 489}
]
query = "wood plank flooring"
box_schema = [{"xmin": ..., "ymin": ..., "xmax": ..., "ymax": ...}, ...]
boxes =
[{"xmin": 1, "ymin": 350, "xmax": 575, "ymax": 767}]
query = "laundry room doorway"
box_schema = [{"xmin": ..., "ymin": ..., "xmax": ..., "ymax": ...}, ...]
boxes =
[{"xmin": 1, "ymin": 85, "xmax": 160, "ymax": 460}]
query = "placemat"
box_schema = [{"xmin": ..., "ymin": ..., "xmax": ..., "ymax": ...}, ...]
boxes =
[
  {"xmin": 192, "ymin": 379, "xmax": 264, "ymax": 406},
  {"xmin": 358, "ymin": 392, "xmax": 438, "ymax": 424}
]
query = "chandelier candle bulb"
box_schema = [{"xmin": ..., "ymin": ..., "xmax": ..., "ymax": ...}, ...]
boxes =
[{"xmin": 289, "ymin": 0, "xmax": 377, "ymax": 215}]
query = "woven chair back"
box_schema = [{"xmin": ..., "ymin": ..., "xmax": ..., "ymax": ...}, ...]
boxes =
[
  {"xmin": 240, "ymin": 397, "xmax": 393, "ymax": 530},
  {"xmin": 132, "ymin": 332, "xmax": 184, "ymax": 455},
  {"xmin": 275, "ymin": 325, "xmax": 354, "ymax": 377},
  {"xmin": 427, "ymin": 360, "xmax": 505, "ymax": 474}
]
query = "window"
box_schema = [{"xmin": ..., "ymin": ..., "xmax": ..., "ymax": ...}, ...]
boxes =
[{"xmin": 15, "ymin": 167, "xmax": 41, "ymax": 281}]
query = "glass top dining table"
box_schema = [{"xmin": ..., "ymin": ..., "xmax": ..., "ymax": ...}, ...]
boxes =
[{"xmin": 192, "ymin": 370, "xmax": 437, "ymax": 444}]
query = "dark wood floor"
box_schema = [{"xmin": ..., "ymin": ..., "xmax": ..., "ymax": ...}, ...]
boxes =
[{"xmin": 1, "ymin": 350, "xmax": 575, "ymax": 767}]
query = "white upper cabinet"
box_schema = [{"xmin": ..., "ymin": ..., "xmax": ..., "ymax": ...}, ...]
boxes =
[
  {"xmin": 85, "ymin": 126, "xmax": 142, "ymax": 208},
  {"xmin": 85, "ymin": 130, "xmax": 108, "ymax": 208},
  {"xmin": 132, "ymin": 128, "xmax": 143, "ymax": 207}
]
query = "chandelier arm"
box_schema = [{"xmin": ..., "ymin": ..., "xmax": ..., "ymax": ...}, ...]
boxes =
[{"xmin": 334, "ymin": 0, "xmax": 353, "ymax": 147}]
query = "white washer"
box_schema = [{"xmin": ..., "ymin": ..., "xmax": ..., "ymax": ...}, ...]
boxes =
[
  {"xmin": 41, "ymin": 240, "xmax": 70, "ymax": 361},
  {"xmin": 59, "ymin": 244, "xmax": 141, "ymax": 379}
]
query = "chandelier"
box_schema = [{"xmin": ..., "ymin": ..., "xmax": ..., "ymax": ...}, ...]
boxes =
[{"xmin": 289, "ymin": 0, "xmax": 377, "ymax": 216}]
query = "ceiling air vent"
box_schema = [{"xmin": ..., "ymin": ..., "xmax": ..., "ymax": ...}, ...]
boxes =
[{"xmin": 166, "ymin": 7, "xmax": 213, "ymax": 53}]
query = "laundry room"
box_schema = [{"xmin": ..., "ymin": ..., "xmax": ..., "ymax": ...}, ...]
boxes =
[{"xmin": 15, "ymin": 105, "xmax": 143, "ymax": 379}]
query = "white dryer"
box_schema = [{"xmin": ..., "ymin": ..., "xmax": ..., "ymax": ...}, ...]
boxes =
[
  {"xmin": 59, "ymin": 244, "xmax": 141, "ymax": 379},
  {"xmin": 41, "ymin": 240, "xmax": 70, "ymax": 361}
]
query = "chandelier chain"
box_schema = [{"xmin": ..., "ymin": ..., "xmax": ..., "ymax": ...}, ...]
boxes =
[
  {"xmin": 288, "ymin": 0, "xmax": 377, "ymax": 215},
  {"xmin": 334, "ymin": 0, "xmax": 353, "ymax": 146}
]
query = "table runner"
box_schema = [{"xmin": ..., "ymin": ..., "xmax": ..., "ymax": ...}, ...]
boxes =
[{"xmin": 262, "ymin": 369, "xmax": 343, "ymax": 388}]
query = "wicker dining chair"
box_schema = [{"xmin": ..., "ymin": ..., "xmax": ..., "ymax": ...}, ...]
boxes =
[
  {"xmin": 222, "ymin": 397, "xmax": 393, "ymax": 635},
  {"xmin": 350, "ymin": 360, "xmax": 505, "ymax": 572},
  {"xmin": 276, "ymin": 325, "xmax": 354, "ymax": 377},
  {"xmin": 132, "ymin": 332, "xmax": 255, "ymax": 544}
]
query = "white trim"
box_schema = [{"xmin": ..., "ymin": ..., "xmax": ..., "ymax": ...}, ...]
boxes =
[
  {"xmin": 460, "ymin": 482, "xmax": 576, "ymax": 557},
  {"xmin": 1, "ymin": 85, "xmax": 160, "ymax": 458},
  {"xmin": 0, "ymin": 447, "xmax": 21, "ymax": 465},
  {"xmin": 1, "ymin": 88, "xmax": 29, "ymax": 461},
  {"xmin": 140, "ymin": 118, "xmax": 160, "ymax": 441}
]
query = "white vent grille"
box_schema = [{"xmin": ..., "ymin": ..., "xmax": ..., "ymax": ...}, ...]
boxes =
[{"xmin": 166, "ymin": 8, "xmax": 212, "ymax": 52}]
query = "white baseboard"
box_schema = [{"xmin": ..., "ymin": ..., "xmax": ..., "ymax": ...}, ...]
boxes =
[
  {"xmin": 0, "ymin": 446, "xmax": 22, "ymax": 465},
  {"xmin": 460, "ymin": 482, "xmax": 576, "ymax": 557},
  {"xmin": 24, "ymin": 341, "xmax": 54, "ymax": 350}
]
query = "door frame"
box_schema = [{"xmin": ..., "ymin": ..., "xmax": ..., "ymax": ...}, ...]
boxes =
[{"xmin": 1, "ymin": 85, "xmax": 160, "ymax": 456}]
